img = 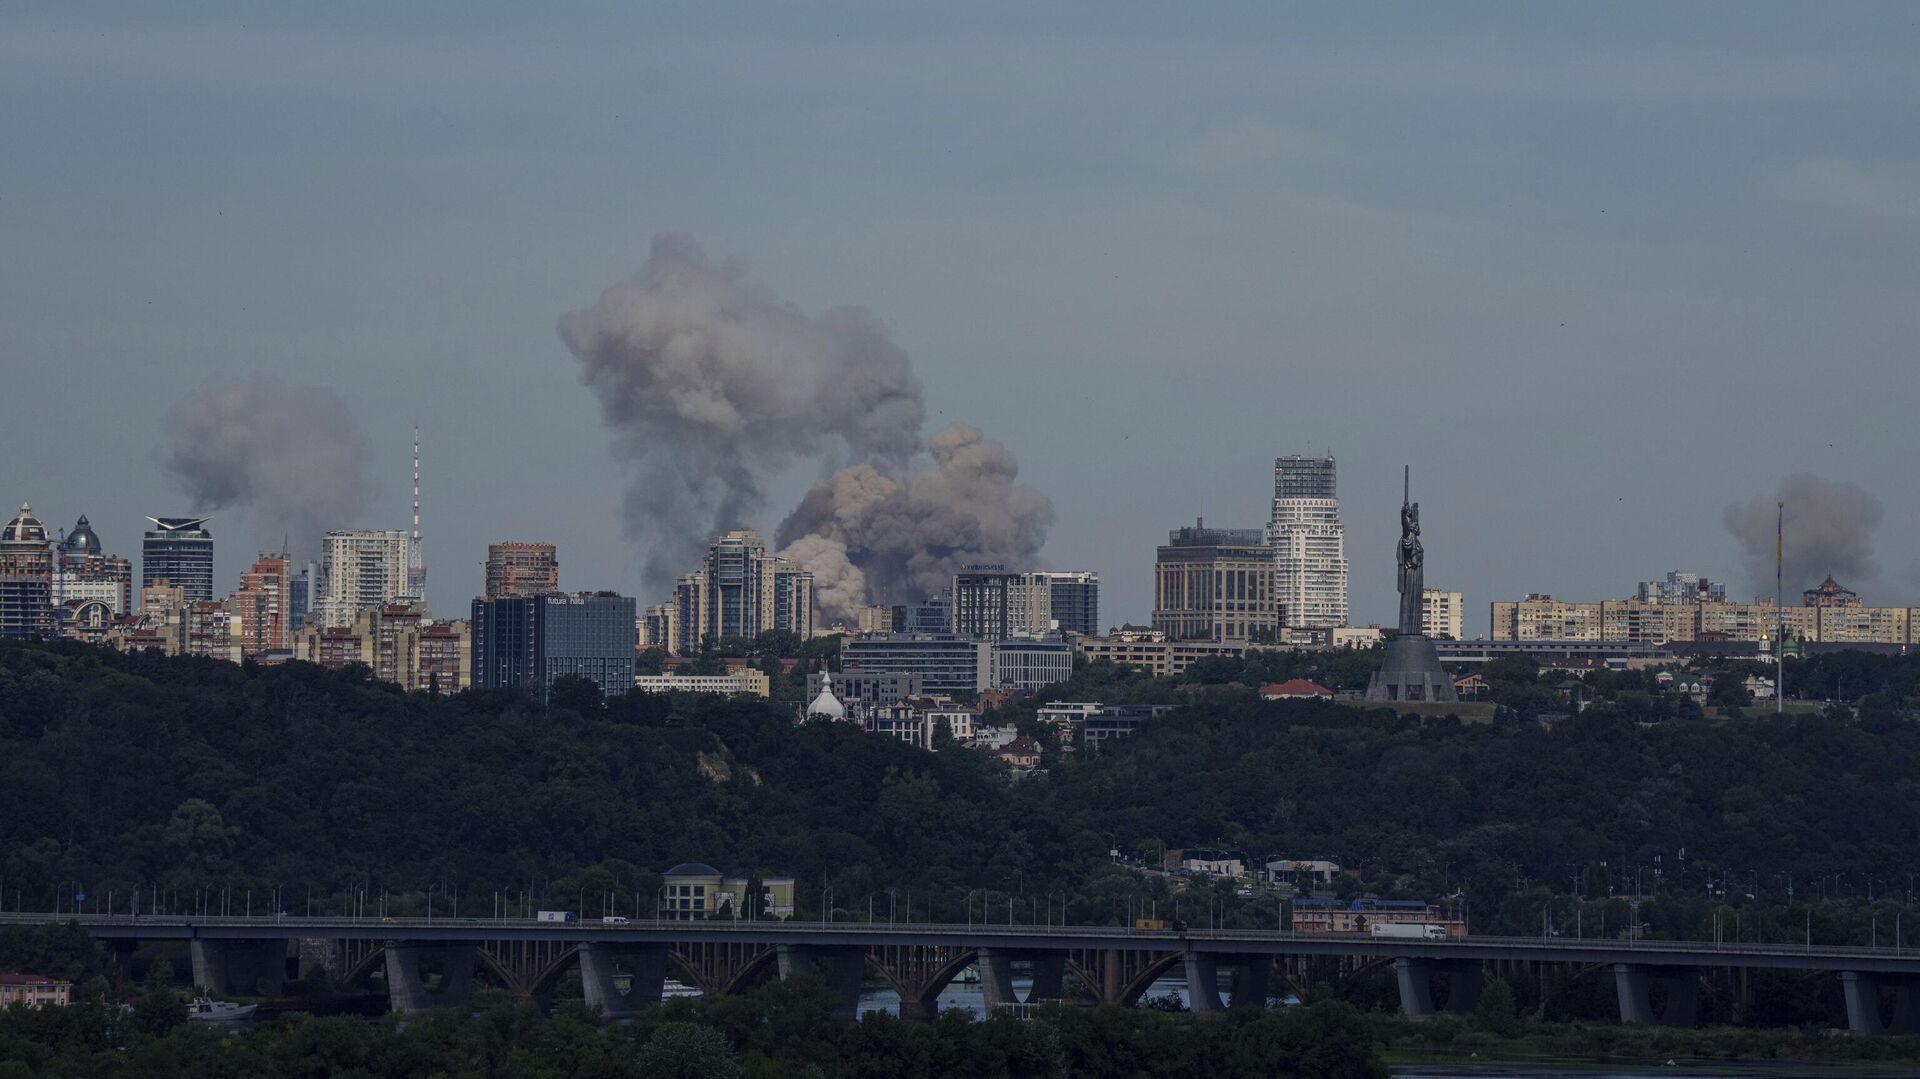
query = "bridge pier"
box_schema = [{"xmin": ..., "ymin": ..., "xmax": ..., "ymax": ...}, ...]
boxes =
[
  {"xmin": 384, "ymin": 941, "xmax": 478, "ymax": 1013},
  {"xmin": 1841, "ymin": 972, "xmax": 1920, "ymax": 1036},
  {"xmin": 776, "ymin": 944, "xmax": 867, "ymax": 1020},
  {"xmin": 1612, "ymin": 964, "xmax": 1698, "ymax": 1026},
  {"xmin": 1394, "ymin": 958, "xmax": 1482, "ymax": 1018},
  {"xmin": 578, "ymin": 943, "xmax": 667, "ymax": 1018},
  {"xmin": 190, "ymin": 938, "xmax": 288, "ymax": 997},
  {"xmin": 978, "ymin": 949, "xmax": 1066, "ymax": 1011},
  {"xmin": 1183, "ymin": 952, "xmax": 1271, "ymax": 1013}
]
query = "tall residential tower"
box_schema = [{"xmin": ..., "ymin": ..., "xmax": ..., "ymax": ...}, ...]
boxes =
[{"xmin": 1267, "ymin": 455, "xmax": 1348, "ymax": 629}]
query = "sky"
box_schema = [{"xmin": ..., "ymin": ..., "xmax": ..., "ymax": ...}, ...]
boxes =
[{"xmin": 4, "ymin": 2, "xmax": 1918, "ymax": 633}]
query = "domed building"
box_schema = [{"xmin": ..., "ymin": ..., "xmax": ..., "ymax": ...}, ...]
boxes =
[
  {"xmin": 0, "ymin": 503, "xmax": 53, "ymax": 639},
  {"xmin": 58, "ymin": 514, "xmax": 102, "ymax": 563},
  {"xmin": 807, "ymin": 669, "xmax": 846, "ymax": 721}
]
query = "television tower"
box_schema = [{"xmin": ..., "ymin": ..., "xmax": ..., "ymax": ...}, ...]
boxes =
[{"xmin": 408, "ymin": 426, "xmax": 427, "ymax": 605}]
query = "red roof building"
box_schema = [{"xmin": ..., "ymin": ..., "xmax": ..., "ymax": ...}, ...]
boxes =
[{"xmin": 1260, "ymin": 679, "xmax": 1332, "ymax": 700}]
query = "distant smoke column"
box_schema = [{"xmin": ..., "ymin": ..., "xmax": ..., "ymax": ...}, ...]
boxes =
[
  {"xmin": 558, "ymin": 234, "xmax": 926, "ymax": 594},
  {"xmin": 1722, "ymin": 474, "xmax": 1883, "ymax": 594},
  {"xmin": 776, "ymin": 423, "xmax": 1056, "ymax": 619},
  {"xmin": 162, "ymin": 376, "xmax": 379, "ymax": 556}
]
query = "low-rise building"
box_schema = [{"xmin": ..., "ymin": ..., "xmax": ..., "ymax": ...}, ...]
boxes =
[
  {"xmin": 1262, "ymin": 858, "xmax": 1343, "ymax": 889},
  {"xmin": 1181, "ymin": 849, "xmax": 1248, "ymax": 878},
  {"xmin": 994, "ymin": 735, "xmax": 1042, "ymax": 769},
  {"xmin": 661, "ymin": 863, "xmax": 794, "ymax": 921},
  {"xmin": 1259, "ymin": 679, "xmax": 1331, "ymax": 700},
  {"xmin": 633, "ymin": 671, "xmax": 771, "ymax": 697},
  {"xmin": 1072, "ymin": 635, "xmax": 1246, "ymax": 677},
  {"xmin": 0, "ymin": 973, "xmax": 71, "ymax": 1009},
  {"xmin": 1292, "ymin": 898, "xmax": 1465, "ymax": 938}
]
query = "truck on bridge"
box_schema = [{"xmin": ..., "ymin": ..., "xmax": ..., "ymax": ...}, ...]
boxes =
[
  {"xmin": 1370, "ymin": 923, "xmax": 1447, "ymax": 940},
  {"xmin": 535, "ymin": 911, "xmax": 576, "ymax": 923}
]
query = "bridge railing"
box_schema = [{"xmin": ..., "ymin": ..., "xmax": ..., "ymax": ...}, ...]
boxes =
[{"xmin": 0, "ymin": 911, "xmax": 1914, "ymax": 961}]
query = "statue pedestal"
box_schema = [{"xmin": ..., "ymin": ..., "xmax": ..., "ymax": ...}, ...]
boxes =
[{"xmin": 1365, "ymin": 634, "xmax": 1458, "ymax": 703}]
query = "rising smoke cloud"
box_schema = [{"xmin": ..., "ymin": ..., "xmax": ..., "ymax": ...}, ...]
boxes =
[
  {"xmin": 560, "ymin": 235, "xmax": 1054, "ymax": 619},
  {"xmin": 1722, "ymin": 473, "xmax": 1883, "ymax": 596},
  {"xmin": 163, "ymin": 375, "xmax": 379, "ymax": 554}
]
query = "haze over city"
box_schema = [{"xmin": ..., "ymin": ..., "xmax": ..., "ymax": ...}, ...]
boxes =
[{"xmin": 6, "ymin": 2, "xmax": 1918, "ymax": 628}]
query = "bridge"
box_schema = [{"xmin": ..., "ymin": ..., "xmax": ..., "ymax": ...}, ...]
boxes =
[{"xmin": 14, "ymin": 914, "xmax": 1920, "ymax": 1035}]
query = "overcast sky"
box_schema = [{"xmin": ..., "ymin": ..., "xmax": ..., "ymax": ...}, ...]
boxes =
[{"xmin": 5, "ymin": 3, "xmax": 1917, "ymax": 633}]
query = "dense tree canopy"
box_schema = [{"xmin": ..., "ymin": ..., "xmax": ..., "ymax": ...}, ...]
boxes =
[{"xmin": 2, "ymin": 639, "xmax": 1918, "ymax": 944}]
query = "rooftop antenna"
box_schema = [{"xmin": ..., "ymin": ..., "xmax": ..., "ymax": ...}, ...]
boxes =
[{"xmin": 408, "ymin": 425, "xmax": 427, "ymax": 604}]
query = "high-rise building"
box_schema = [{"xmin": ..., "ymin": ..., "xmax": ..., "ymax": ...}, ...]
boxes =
[
  {"xmin": 289, "ymin": 560, "xmax": 319, "ymax": 633},
  {"xmin": 229, "ymin": 553, "xmax": 293, "ymax": 656},
  {"xmin": 472, "ymin": 592, "xmax": 637, "ymax": 699},
  {"xmin": 1636, "ymin": 571, "xmax": 1727, "ymax": 605},
  {"xmin": 950, "ymin": 569, "xmax": 1099, "ymax": 639},
  {"xmin": 1420, "ymin": 588, "xmax": 1464, "ymax": 641},
  {"xmin": 485, "ymin": 542, "xmax": 559, "ymax": 599},
  {"xmin": 142, "ymin": 516, "xmax": 214, "ymax": 604},
  {"xmin": 316, "ymin": 529, "xmax": 415, "ymax": 627},
  {"xmin": 1153, "ymin": 520, "xmax": 1279, "ymax": 644},
  {"xmin": 1040, "ymin": 571, "xmax": 1100, "ymax": 637},
  {"xmin": 0, "ymin": 504, "xmax": 53, "ymax": 640},
  {"xmin": 890, "ymin": 592, "xmax": 952, "ymax": 636},
  {"xmin": 950, "ymin": 569, "xmax": 1052, "ymax": 640},
  {"xmin": 52, "ymin": 514, "xmax": 133, "ymax": 615},
  {"xmin": 1267, "ymin": 456, "xmax": 1348, "ymax": 629},
  {"xmin": 672, "ymin": 531, "xmax": 812, "ymax": 654}
]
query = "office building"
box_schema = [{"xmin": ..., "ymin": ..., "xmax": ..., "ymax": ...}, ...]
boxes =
[
  {"xmin": 1267, "ymin": 455, "xmax": 1348, "ymax": 629},
  {"xmin": 0, "ymin": 504, "xmax": 53, "ymax": 639},
  {"xmin": 841, "ymin": 635, "xmax": 993, "ymax": 697},
  {"xmin": 472, "ymin": 592, "xmax": 637, "ymax": 699},
  {"xmin": 1153, "ymin": 520, "xmax": 1279, "ymax": 643},
  {"xmin": 1071, "ymin": 633, "xmax": 1245, "ymax": 677},
  {"xmin": 229, "ymin": 553, "xmax": 293, "ymax": 657},
  {"xmin": 1421, "ymin": 589, "xmax": 1464, "ymax": 641},
  {"xmin": 485, "ymin": 542, "xmax": 559, "ymax": 599},
  {"xmin": 890, "ymin": 592, "xmax": 952, "ymax": 635},
  {"xmin": 1041, "ymin": 571, "xmax": 1100, "ymax": 636},
  {"xmin": 142, "ymin": 516, "xmax": 214, "ymax": 604},
  {"xmin": 316, "ymin": 529, "xmax": 415, "ymax": 627},
  {"xmin": 991, "ymin": 638, "xmax": 1073, "ymax": 690},
  {"xmin": 632, "ymin": 671, "xmax": 771, "ymax": 697},
  {"xmin": 672, "ymin": 531, "xmax": 812, "ymax": 654}
]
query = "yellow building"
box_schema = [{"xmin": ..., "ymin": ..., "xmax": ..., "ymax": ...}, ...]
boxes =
[
  {"xmin": 0, "ymin": 974, "xmax": 71, "ymax": 1008},
  {"xmin": 661, "ymin": 863, "xmax": 794, "ymax": 920},
  {"xmin": 1493, "ymin": 585, "xmax": 1918, "ymax": 646}
]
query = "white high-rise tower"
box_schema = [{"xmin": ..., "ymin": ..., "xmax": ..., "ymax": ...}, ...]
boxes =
[{"xmin": 1268, "ymin": 455, "xmax": 1348, "ymax": 629}]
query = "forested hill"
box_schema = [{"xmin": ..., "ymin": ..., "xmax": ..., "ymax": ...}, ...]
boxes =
[{"xmin": 3, "ymin": 639, "xmax": 1918, "ymax": 938}]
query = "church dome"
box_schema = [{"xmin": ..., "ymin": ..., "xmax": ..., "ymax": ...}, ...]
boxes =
[
  {"xmin": 61, "ymin": 514, "xmax": 102, "ymax": 556},
  {"xmin": 1, "ymin": 503, "xmax": 48, "ymax": 546},
  {"xmin": 807, "ymin": 670, "xmax": 846, "ymax": 720}
]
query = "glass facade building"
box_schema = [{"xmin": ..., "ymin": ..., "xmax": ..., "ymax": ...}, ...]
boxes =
[
  {"xmin": 142, "ymin": 517, "xmax": 215, "ymax": 604},
  {"xmin": 472, "ymin": 592, "xmax": 636, "ymax": 699}
]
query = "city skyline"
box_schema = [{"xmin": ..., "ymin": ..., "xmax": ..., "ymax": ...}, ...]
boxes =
[{"xmin": 5, "ymin": 4, "xmax": 1918, "ymax": 629}]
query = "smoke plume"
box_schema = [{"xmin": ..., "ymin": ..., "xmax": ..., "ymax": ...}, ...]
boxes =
[
  {"xmin": 163, "ymin": 376, "xmax": 379, "ymax": 554},
  {"xmin": 560, "ymin": 235, "xmax": 1054, "ymax": 618},
  {"xmin": 1722, "ymin": 474, "xmax": 1883, "ymax": 596},
  {"xmin": 776, "ymin": 424, "xmax": 1056, "ymax": 620}
]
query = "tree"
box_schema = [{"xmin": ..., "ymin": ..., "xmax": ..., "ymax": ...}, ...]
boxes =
[
  {"xmin": 1474, "ymin": 976, "xmax": 1521, "ymax": 1037},
  {"xmin": 638, "ymin": 1021, "xmax": 744, "ymax": 1078}
]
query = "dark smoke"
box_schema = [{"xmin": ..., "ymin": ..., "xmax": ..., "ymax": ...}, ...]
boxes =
[
  {"xmin": 1723, "ymin": 474, "xmax": 1883, "ymax": 597},
  {"xmin": 162, "ymin": 376, "xmax": 379, "ymax": 554},
  {"xmin": 560, "ymin": 235, "xmax": 1053, "ymax": 616}
]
